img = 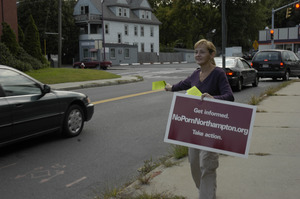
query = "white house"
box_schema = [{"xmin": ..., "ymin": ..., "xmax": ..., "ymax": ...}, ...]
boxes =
[{"xmin": 73, "ymin": 0, "xmax": 161, "ymax": 65}]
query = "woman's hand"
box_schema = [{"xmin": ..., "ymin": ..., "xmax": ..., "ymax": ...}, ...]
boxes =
[
  {"xmin": 165, "ymin": 83, "xmax": 172, "ymax": 91},
  {"xmin": 201, "ymin": 93, "xmax": 214, "ymax": 100}
]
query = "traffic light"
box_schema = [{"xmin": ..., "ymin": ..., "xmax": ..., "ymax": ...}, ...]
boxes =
[
  {"xmin": 270, "ymin": 29, "xmax": 274, "ymax": 40},
  {"xmin": 296, "ymin": 3, "xmax": 300, "ymax": 9},
  {"xmin": 286, "ymin": 7, "xmax": 292, "ymax": 18}
]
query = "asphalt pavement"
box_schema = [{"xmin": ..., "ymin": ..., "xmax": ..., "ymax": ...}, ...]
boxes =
[{"xmin": 50, "ymin": 78, "xmax": 300, "ymax": 199}]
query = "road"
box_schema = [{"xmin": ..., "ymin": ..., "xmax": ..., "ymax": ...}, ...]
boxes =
[{"xmin": 0, "ymin": 63, "xmax": 283, "ymax": 199}]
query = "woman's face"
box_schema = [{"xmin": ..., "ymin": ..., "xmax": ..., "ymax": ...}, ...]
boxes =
[{"xmin": 194, "ymin": 44, "xmax": 214, "ymax": 66}]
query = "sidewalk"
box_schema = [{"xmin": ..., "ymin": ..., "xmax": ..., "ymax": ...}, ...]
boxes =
[
  {"xmin": 50, "ymin": 75, "xmax": 142, "ymax": 90},
  {"xmin": 122, "ymin": 82, "xmax": 300, "ymax": 199}
]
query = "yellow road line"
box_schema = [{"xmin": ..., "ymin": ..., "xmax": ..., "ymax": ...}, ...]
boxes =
[{"xmin": 92, "ymin": 89, "xmax": 164, "ymax": 105}]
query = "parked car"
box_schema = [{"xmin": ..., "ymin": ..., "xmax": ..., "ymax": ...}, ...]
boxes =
[
  {"xmin": 73, "ymin": 58, "xmax": 112, "ymax": 70},
  {"xmin": 215, "ymin": 57, "xmax": 259, "ymax": 91},
  {"xmin": 251, "ymin": 49, "xmax": 300, "ymax": 81},
  {"xmin": 0, "ymin": 65, "xmax": 94, "ymax": 147}
]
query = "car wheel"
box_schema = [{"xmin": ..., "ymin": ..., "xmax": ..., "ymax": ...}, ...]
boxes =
[
  {"xmin": 252, "ymin": 76, "xmax": 259, "ymax": 87},
  {"xmin": 63, "ymin": 104, "xmax": 84, "ymax": 137},
  {"xmin": 283, "ymin": 71, "xmax": 290, "ymax": 81},
  {"xmin": 235, "ymin": 78, "xmax": 242, "ymax": 92}
]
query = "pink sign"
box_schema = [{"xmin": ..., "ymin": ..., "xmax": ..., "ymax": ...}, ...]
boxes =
[{"xmin": 164, "ymin": 93, "xmax": 256, "ymax": 158}]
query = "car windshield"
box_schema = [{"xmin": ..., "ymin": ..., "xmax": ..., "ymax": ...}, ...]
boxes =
[
  {"xmin": 215, "ymin": 58, "xmax": 235, "ymax": 68},
  {"xmin": 253, "ymin": 52, "xmax": 280, "ymax": 61}
]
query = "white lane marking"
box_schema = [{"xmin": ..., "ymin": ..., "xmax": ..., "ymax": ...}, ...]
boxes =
[{"xmin": 66, "ymin": 176, "xmax": 87, "ymax": 188}]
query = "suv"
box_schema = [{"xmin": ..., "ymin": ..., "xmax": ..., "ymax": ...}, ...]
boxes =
[{"xmin": 251, "ymin": 49, "xmax": 300, "ymax": 80}]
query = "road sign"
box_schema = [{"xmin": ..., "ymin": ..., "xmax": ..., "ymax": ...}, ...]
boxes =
[{"xmin": 253, "ymin": 40, "xmax": 259, "ymax": 50}]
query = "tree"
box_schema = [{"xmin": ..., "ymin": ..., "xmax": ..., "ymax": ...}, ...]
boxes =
[
  {"xmin": 23, "ymin": 15, "xmax": 47, "ymax": 64},
  {"xmin": 154, "ymin": 0, "xmax": 220, "ymax": 50},
  {"xmin": 154, "ymin": 0, "xmax": 274, "ymax": 52},
  {"xmin": 18, "ymin": 25, "xmax": 25, "ymax": 47},
  {"xmin": 1, "ymin": 22, "xmax": 19, "ymax": 55},
  {"xmin": 17, "ymin": 0, "xmax": 79, "ymax": 64}
]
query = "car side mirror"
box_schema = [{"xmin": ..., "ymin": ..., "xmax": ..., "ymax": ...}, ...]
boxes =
[{"xmin": 42, "ymin": 84, "xmax": 51, "ymax": 95}]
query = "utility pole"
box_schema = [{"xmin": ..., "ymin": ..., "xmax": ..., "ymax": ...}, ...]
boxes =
[
  {"xmin": 222, "ymin": 0, "xmax": 226, "ymax": 68},
  {"xmin": 101, "ymin": 0, "xmax": 106, "ymax": 61},
  {"xmin": 58, "ymin": 0, "xmax": 62, "ymax": 67}
]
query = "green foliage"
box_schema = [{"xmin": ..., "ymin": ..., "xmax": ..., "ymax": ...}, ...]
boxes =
[
  {"xmin": 170, "ymin": 145, "xmax": 188, "ymax": 159},
  {"xmin": 18, "ymin": 25, "xmax": 25, "ymax": 47},
  {"xmin": 25, "ymin": 68, "xmax": 121, "ymax": 84},
  {"xmin": 138, "ymin": 157, "xmax": 159, "ymax": 176},
  {"xmin": 0, "ymin": 42, "xmax": 32, "ymax": 71},
  {"xmin": 17, "ymin": 0, "xmax": 79, "ymax": 64},
  {"xmin": 15, "ymin": 47, "xmax": 47, "ymax": 70},
  {"xmin": 1, "ymin": 22, "xmax": 19, "ymax": 55},
  {"xmin": 153, "ymin": 0, "xmax": 299, "ymax": 52},
  {"xmin": 24, "ymin": 15, "xmax": 47, "ymax": 64}
]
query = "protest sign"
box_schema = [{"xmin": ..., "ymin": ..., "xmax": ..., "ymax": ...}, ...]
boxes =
[
  {"xmin": 164, "ymin": 92, "xmax": 256, "ymax": 158},
  {"xmin": 187, "ymin": 86, "xmax": 202, "ymax": 96},
  {"xmin": 152, "ymin": 81, "xmax": 166, "ymax": 90}
]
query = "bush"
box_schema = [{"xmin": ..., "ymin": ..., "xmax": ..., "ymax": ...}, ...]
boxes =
[
  {"xmin": 15, "ymin": 47, "xmax": 49, "ymax": 70},
  {"xmin": 1, "ymin": 22, "xmax": 19, "ymax": 56},
  {"xmin": 0, "ymin": 42, "xmax": 32, "ymax": 71}
]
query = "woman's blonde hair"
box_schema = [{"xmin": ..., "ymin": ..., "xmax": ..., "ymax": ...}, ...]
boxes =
[{"xmin": 194, "ymin": 39, "xmax": 216, "ymax": 65}]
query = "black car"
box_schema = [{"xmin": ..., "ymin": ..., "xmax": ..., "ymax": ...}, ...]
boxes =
[
  {"xmin": 0, "ymin": 65, "xmax": 94, "ymax": 147},
  {"xmin": 251, "ymin": 49, "xmax": 300, "ymax": 81},
  {"xmin": 215, "ymin": 57, "xmax": 259, "ymax": 91}
]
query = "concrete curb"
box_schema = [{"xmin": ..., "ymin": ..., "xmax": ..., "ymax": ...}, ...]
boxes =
[{"xmin": 50, "ymin": 75, "xmax": 143, "ymax": 91}]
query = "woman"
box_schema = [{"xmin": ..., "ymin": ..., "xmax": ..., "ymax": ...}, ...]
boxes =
[{"xmin": 165, "ymin": 39, "xmax": 234, "ymax": 199}]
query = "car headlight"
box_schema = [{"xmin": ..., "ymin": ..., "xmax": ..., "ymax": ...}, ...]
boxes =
[{"xmin": 85, "ymin": 96, "xmax": 92, "ymax": 104}]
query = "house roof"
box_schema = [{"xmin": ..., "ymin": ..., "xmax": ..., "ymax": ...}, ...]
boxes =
[{"xmin": 87, "ymin": 0, "xmax": 161, "ymax": 25}]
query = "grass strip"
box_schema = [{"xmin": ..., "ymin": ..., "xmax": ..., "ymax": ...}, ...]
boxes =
[{"xmin": 25, "ymin": 68, "xmax": 121, "ymax": 84}]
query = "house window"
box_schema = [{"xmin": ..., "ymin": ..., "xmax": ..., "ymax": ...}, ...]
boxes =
[
  {"xmin": 81, "ymin": 6, "xmax": 89, "ymax": 14},
  {"xmin": 151, "ymin": 43, "xmax": 154, "ymax": 52},
  {"xmin": 90, "ymin": 24, "xmax": 99, "ymax": 34},
  {"xmin": 150, "ymin": 27, "xmax": 154, "ymax": 37},
  {"xmin": 124, "ymin": 49, "xmax": 130, "ymax": 58},
  {"xmin": 123, "ymin": 8, "xmax": 127, "ymax": 17},
  {"xmin": 124, "ymin": 25, "xmax": 128, "ymax": 36},
  {"xmin": 80, "ymin": 25, "xmax": 88, "ymax": 34},
  {"xmin": 141, "ymin": 10, "xmax": 145, "ymax": 19},
  {"xmin": 140, "ymin": 26, "xmax": 144, "ymax": 37},
  {"xmin": 118, "ymin": 33, "xmax": 122, "ymax": 43},
  {"xmin": 141, "ymin": 43, "xmax": 145, "ymax": 52},
  {"xmin": 110, "ymin": 48, "xmax": 116, "ymax": 58},
  {"xmin": 146, "ymin": 11, "xmax": 149, "ymax": 19},
  {"xmin": 83, "ymin": 48, "xmax": 89, "ymax": 58},
  {"xmin": 119, "ymin": 8, "xmax": 122, "ymax": 16},
  {"xmin": 105, "ymin": 23, "xmax": 109, "ymax": 34},
  {"xmin": 134, "ymin": 26, "xmax": 138, "ymax": 36},
  {"xmin": 91, "ymin": 51, "xmax": 97, "ymax": 59}
]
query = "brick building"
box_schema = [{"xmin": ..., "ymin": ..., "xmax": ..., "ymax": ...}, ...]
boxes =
[{"xmin": 0, "ymin": 0, "xmax": 18, "ymax": 40}]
